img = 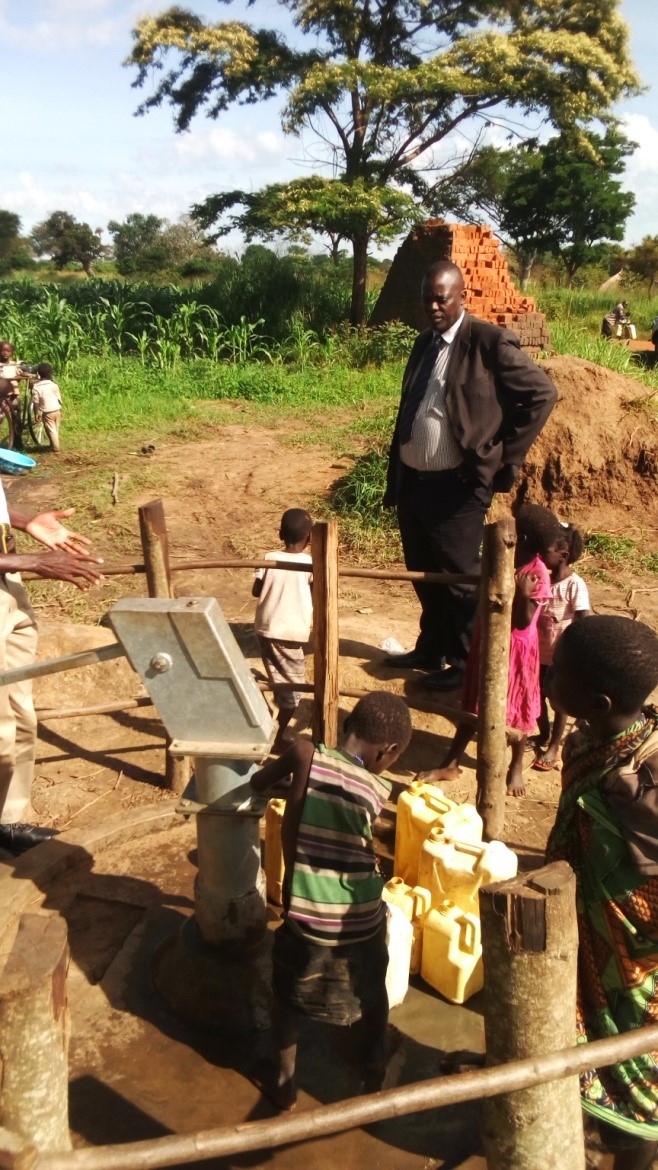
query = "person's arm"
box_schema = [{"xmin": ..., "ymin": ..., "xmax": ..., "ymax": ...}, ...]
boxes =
[
  {"xmin": 512, "ymin": 571, "xmax": 541, "ymax": 630},
  {"xmin": 492, "ymin": 332, "xmax": 557, "ymax": 487},
  {"xmin": 251, "ymin": 739, "xmax": 314, "ymax": 909},
  {"xmin": 0, "ymin": 548, "xmax": 103, "ymax": 590}
]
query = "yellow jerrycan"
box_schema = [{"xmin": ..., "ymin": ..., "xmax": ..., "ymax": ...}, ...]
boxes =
[
  {"xmin": 417, "ymin": 833, "xmax": 518, "ymax": 914},
  {"xmin": 264, "ymin": 797, "xmax": 286, "ymax": 905},
  {"xmin": 383, "ymin": 876, "xmax": 432, "ymax": 974},
  {"xmin": 420, "ymin": 899, "xmax": 483, "ymax": 1004},
  {"xmin": 394, "ymin": 780, "xmax": 483, "ymax": 887},
  {"xmin": 385, "ymin": 902, "xmax": 414, "ymax": 1008}
]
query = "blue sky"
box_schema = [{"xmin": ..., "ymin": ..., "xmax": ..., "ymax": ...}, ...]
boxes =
[{"xmin": 1, "ymin": 0, "xmax": 656, "ymax": 252}]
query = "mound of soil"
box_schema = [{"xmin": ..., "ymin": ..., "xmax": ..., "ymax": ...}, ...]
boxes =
[{"xmin": 514, "ymin": 356, "xmax": 658, "ymax": 535}]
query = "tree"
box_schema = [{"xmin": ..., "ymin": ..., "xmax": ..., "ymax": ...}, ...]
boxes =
[
  {"xmin": 107, "ymin": 212, "xmax": 166, "ymax": 274},
  {"xmin": 31, "ymin": 211, "xmax": 104, "ymax": 275},
  {"xmin": 437, "ymin": 130, "xmax": 636, "ymax": 286},
  {"xmin": 194, "ymin": 177, "xmax": 420, "ymax": 268},
  {"xmin": 0, "ymin": 211, "xmax": 21, "ymax": 262},
  {"xmin": 128, "ymin": 1, "xmax": 640, "ymax": 324},
  {"xmin": 108, "ymin": 212, "xmax": 213, "ymax": 274},
  {"xmin": 625, "ymin": 236, "xmax": 658, "ymax": 294}
]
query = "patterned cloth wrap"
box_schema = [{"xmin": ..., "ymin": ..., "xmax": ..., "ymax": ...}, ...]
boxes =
[{"xmin": 547, "ymin": 707, "xmax": 658, "ymax": 1137}]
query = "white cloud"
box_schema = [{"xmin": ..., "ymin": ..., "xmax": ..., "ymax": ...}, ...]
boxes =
[
  {"xmin": 619, "ymin": 113, "xmax": 658, "ymax": 244},
  {"xmin": 173, "ymin": 126, "xmax": 287, "ymax": 165}
]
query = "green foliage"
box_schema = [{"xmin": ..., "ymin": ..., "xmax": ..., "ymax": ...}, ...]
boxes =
[
  {"xmin": 437, "ymin": 129, "xmax": 636, "ymax": 286},
  {"xmin": 128, "ymin": 0, "xmax": 640, "ymax": 323},
  {"xmin": 625, "ymin": 236, "xmax": 658, "ymax": 293},
  {"xmin": 31, "ymin": 211, "xmax": 105, "ymax": 276}
]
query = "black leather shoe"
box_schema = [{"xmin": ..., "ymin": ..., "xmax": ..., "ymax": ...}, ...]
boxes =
[
  {"xmin": 0, "ymin": 822, "xmax": 60, "ymax": 856},
  {"xmin": 422, "ymin": 666, "xmax": 465, "ymax": 692},
  {"xmin": 383, "ymin": 649, "xmax": 442, "ymax": 670}
]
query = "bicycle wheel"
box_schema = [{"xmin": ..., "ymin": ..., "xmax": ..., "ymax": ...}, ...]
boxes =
[
  {"xmin": 0, "ymin": 405, "xmax": 14, "ymax": 450},
  {"xmin": 26, "ymin": 401, "xmax": 48, "ymax": 450}
]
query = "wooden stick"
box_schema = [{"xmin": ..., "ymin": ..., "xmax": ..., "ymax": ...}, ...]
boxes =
[
  {"xmin": 476, "ymin": 517, "xmax": 516, "ymax": 840},
  {"xmin": 480, "ymin": 862, "xmax": 584, "ymax": 1170},
  {"xmin": 138, "ymin": 500, "xmax": 172, "ymax": 601},
  {"xmin": 0, "ymin": 643, "xmax": 125, "ymax": 690},
  {"xmin": 50, "ymin": 558, "xmax": 480, "ymax": 586},
  {"xmin": 36, "ymin": 1023, "xmax": 658, "ymax": 1170},
  {"xmin": 0, "ymin": 914, "xmax": 71, "ymax": 1154},
  {"xmin": 36, "ymin": 697, "xmax": 153, "ymax": 721},
  {"xmin": 138, "ymin": 501, "xmax": 189, "ymax": 796},
  {"xmin": 311, "ymin": 520, "xmax": 340, "ymax": 748}
]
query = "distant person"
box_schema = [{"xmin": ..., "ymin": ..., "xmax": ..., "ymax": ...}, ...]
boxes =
[
  {"xmin": 651, "ymin": 315, "xmax": 658, "ymax": 355},
  {"xmin": 250, "ymin": 691, "xmax": 413, "ymax": 1110},
  {"xmin": 546, "ymin": 617, "xmax": 658, "ymax": 1170},
  {"xmin": 0, "ymin": 340, "xmax": 28, "ymax": 446},
  {"xmin": 31, "ymin": 363, "xmax": 63, "ymax": 453},
  {"xmin": 532, "ymin": 519, "xmax": 591, "ymax": 772},
  {"xmin": 602, "ymin": 301, "xmax": 635, "ymax": 340},
  {"xmin": 383, "ymin": 260, "xmax": 556, "ymax": 693},
  {"xmin": 416, "ymin": 504, "xmax": 557, "ymax": 798},
  {"xmin": 0, "ymin": 498, "xmax": 103, "ymax": 856},
  {"xmin": 253, "ymin": 508, "xmax": 313, "ymax": 753}
]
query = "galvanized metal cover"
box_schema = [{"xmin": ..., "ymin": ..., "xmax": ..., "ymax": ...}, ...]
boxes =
[{"xmin": 109, "ymin": 597, "xmax": 275, "ymax": 748}]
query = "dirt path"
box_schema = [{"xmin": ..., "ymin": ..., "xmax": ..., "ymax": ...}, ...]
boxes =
[{"xmin": 1, "ymin": 416, "xmax": 654, "ymax": 866}]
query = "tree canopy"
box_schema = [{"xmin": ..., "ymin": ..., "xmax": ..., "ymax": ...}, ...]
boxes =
[
  {"xmin": 438, "ymin": 129, "xmax": 636, "ymax": 285},
  {"xmin": 31, "ymin": 211, "xmax": 104, "ymax": 276},
  {"xmin": 127, "ymin": 2, "xmax": 638, "ymax": 320}
]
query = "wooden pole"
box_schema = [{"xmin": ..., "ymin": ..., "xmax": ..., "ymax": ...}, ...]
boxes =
[
  {"xmin": 137, "ymin": 501, "xmax": 172, "ymax": 601},
  {"xmin": 479, "ymin": 861, "xmax": 584, "ymax": 1170},
  {"xmin": 0, "ymin": 914, "xmax": 71, "ymax": 1153},
  {"xmin": 476, "ymin": 517, "xmax": 516, "ymax": 840},
  {"xmin": 138, "ymin": 501, "xmax": 189, "ymax": 796},
  {"xmin": 311, "ymin": 520, "xmax": 339, "ymax": 748}
]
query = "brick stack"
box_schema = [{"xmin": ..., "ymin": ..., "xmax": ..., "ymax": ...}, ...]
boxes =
[{"xmin": 369, "ymin": 220, "xmax": 550, "ymax": 351}]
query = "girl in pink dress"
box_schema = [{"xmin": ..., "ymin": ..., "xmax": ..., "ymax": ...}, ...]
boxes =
[{"xmin": 418, "ymin": 505, "xmax": 560, "ymax": 797}]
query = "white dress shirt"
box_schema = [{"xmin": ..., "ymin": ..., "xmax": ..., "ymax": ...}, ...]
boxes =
[{"xmin": 400, "ymin": 311, "xmax": 465, "ymax": 472}]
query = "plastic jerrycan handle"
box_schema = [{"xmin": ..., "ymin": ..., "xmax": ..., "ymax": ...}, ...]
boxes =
[
  {"xmin": 424, "ymin": 792, "xmax": 452, "ymax": 815},
  {"xmin": 411, "ymin": 886, "xmax": 431, "ymax": 917},
  {"xmin": 452, "ymin": 840, "xmax": 487, "ymax": 869},
  {"xmin": 459, "ymin": 914, "xmax": 477, "ymax": 956}
]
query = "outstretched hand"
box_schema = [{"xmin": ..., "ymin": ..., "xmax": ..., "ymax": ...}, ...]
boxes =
[
  {"xmin": 24, "ymin": 509, "xmax": 99, "ymax": 558},
  {"xmin": 31, "ymin": 550, "xmax": 104, "ymax": 592}
]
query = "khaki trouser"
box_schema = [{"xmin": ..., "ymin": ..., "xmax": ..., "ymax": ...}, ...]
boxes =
[
  {"xmin": 42, "ymin": 410, "xmax": 61, "ymax": 452},
  {"xmin": 0, "ymin": 575, "xmax": 38, "ymax": 824}
]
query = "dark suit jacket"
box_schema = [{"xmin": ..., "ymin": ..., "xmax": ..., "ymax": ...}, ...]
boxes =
[{"xmin": 385, "ymin": 313, "xmax": 557, "ymax": 504}]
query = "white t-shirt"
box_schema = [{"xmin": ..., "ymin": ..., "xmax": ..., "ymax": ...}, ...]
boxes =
[
  {"xmin": 32, "ymin": 378, "xmax": 62, "ymax": 413},
  {"xmin": 538, "ymin": 571, "xmax": 590, "ymax": 666},
  {"xmin": 254, "ymin": 551, "xmax": 313, "ymax": 642}
]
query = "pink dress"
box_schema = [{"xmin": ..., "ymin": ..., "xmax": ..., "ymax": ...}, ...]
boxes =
[{"xmin": 462, "ymin": 555, "xmax": 552, "ymax": 734}]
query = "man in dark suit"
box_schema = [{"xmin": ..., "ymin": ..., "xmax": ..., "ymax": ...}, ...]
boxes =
[{"xmin": 383, "ymin": 260, "xmax": 556, "ymax": 691}]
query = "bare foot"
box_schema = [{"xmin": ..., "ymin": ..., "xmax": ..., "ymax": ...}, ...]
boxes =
[
  {"xmin": 506, "ymin": 768, "xmax": 526, "ymax": 797},
  {"xmin": 416, "ymin": 766, "xmax": 462, "ymax": 785}
]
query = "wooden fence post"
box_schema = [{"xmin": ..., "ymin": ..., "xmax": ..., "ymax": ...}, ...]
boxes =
[
  {"xmin": 138, "ymin": 500, "xmax": 190, "ymax": 796},
  {"xmin": 476, "ymin": 517, "xmax": 516, "ymax": 840},
  {"xmin": 311, "ymin": 520, "xmax": 339, "ymax": 748},
  {"xmin": 479, "ymin": 862, "xmax": 584, "ymax": 1170},
  {"xmin": 0, "ymin": 914, "xmax": 71, "ymax": 1153}
]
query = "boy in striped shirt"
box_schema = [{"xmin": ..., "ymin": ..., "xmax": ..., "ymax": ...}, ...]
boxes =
[{"xmin": 250, "ymin": 691, "xmax": 412, "ymax": 1110}]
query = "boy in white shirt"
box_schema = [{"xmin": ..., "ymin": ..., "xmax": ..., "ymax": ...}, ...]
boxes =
[
  {"xmin": 32, "ymin": 363, "xmax": 62, "ymax": 452},
  {"xmin": 253, "ymin": 509, "xmax": 313, "ymax": 752}
]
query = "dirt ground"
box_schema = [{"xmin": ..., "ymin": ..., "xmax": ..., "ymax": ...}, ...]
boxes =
[{"xmin": 2, "ymin": 354, "xmax": 656, "ymax": 867}]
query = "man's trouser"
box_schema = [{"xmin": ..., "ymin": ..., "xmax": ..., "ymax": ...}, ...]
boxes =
[{"xmin": 0, "ymin": 575, "xmax": 38, "ymax": 824}]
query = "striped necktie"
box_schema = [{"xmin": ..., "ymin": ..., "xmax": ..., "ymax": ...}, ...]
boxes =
[{"xmin": 398, "ymin": 334, "xmax": 447, "ymax": 445}]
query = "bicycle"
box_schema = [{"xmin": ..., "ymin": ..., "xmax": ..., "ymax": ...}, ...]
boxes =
[{"xmin": 0, "ymin": 374, "xmax": 48, "ymax": 452}]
